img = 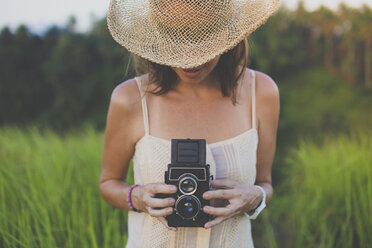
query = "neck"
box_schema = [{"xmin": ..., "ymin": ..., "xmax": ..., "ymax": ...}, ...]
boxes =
[{"xmin": 173, "ymin": 72, "xmax": 221, "ymax": 98}]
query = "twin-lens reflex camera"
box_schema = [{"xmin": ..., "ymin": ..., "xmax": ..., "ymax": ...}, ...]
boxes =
[{"xmin": 157, "ymin": 138, "xmax": 213, "ymax": 227}]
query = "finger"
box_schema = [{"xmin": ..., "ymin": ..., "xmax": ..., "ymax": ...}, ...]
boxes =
[
  {"xmin": 146, "ymin": 197, "xmax": 175, "ymax": 208},
  {"xmin": 156, "ymin": 217, "xmax": 177, "ymax": 231},
  {"xmin": 203, "ymin": 189, "xmax": 236, "ymax": 200},
  {"xmin": 203, "ymin": 205, "xmax": 234, "ymax": 217},
  {"xmin": 204, "ymin": 216, "xmax": 227, "ymax": 229},
  {"xmin": 147, "ymin": 206, "xmax": 174, "ymax": 217},
  {"xmin": 147, "ymin": 184, "xmax": 177, "ymax": 194},
  {"xmin": 211, "ymin": 179, "xmax": 237, "ymax": 189}
]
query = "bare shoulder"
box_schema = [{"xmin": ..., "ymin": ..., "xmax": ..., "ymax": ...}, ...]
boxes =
[
  {"xmin": 110, "ymin": 77, "xmax": 142, "ymax": 113},
  {"xmin": 252, "ymin": 69, "xmax": 280, "ymax": 131},
  {"xmin": 240, "ymin": 68, "xmax": 279, "ymax": 101},
  {"xmin": 105, "ymin": 77, "xmax": 144, "ymax": 146},
  {"xmin": 254, "ymin": 70, "xmax": 279, "ymax": 102}
]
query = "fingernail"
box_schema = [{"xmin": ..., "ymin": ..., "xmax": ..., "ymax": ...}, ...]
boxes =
[
  {"xmin": 167, "ymin": 208, "xmax": 173, "ymax": 213},
  {"xmin": 170, "ymin": 186, "xmax": 177, "ymax": 191},
  {"xmin": 203, "ymin": 193, "xmax": 209, "ymax": 198},
  {"xmin": 169, "ymin": 198, "xmax": 175, "ymax": 204},
  {"xmin": 205, "ymin": 223, "xmax": 211, "ymax": 228},
  {"xmin": 171, "ymin": 227, "xmax": 177, "ymax": 231},
  {"xmin": 204, "ymin": 206, "xmax": 209, "ymax": 212}
]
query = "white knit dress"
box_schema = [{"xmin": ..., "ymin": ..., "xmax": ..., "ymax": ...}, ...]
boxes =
[{"xmin": 126, "ymin": 69, "xmax": 258, "ymax": 248}]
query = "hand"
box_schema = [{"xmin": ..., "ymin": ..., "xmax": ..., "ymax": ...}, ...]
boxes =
[
  {"xmin": 202, "ymin": 179, "xmax": 263, "ymax": 229},
  {"xmin": 131, "ymin": 183, "xmax": 178, "ymax": 231}
]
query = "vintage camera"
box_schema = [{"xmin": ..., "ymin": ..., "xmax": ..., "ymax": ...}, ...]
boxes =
[{"xmin": 158, "ymin": 139, "xmax": 213, "ymax": 227}]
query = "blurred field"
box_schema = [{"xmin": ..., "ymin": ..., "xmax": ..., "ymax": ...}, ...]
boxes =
[
  {"xmin": 272, "ymin": 130, "xmax": 372, "ymax": 247},
  {"xmin": 1, "ymin": 126, "xmax": 371, "ymax": 247},
  {"xmin": 0, "ymin": 127, "xmax": 132, "ymax": 247}
]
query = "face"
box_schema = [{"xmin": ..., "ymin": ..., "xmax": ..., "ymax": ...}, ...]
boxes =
[{"xmin": 171, "ymin": 55, "xmax": 221, "ymax": 84}]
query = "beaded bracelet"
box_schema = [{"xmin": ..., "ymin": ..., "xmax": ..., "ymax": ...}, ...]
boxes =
[{"xmin": 127, "ymin": 184, "xmax": 142, "ymax": 212}]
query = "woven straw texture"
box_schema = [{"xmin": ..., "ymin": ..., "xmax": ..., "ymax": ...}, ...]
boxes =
[{"xmin": 107, "ymin": 0, "xmax": 280, "ymax": 69}]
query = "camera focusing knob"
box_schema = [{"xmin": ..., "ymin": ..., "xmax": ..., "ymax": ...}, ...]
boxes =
[{"xmin": 209, "ymin": 175, "xmax": 214, "ymax": 188}]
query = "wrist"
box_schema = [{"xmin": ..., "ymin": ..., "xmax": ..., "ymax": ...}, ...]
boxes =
[
  {"xmin": 247, "ymin": 185, "xmax": 266, "ymax": 219},
  {"xmin": 127, "ymin": 184, "xmax": 143, "ymax": 212},
  {"xmin": 254, "ymin": 186, "xmax": 264, "ymax": 207},
  {"xmin": 246, "ymin": 187, "xmax": 261, "ymax": 213}
]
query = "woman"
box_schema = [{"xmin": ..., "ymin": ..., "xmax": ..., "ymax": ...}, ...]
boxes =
[{"xmin": 100, "ymin": 0, "xmax": 280, "ymax": 247}]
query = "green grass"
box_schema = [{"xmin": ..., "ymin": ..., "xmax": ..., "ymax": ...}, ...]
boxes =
[
  {"xmin": 1, "ymin": 126, "xmax": 371, "ymax": 247},
  {"xmin": 0, "ymin": 126, "xmax": 132, "ymax": 248},
  {"xmin": 273, "ymin": 130, "xmax": 372, "ymax": 248}
]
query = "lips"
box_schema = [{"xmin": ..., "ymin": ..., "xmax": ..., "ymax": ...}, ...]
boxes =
[
  {"xmin": 183, "ymin": 67, "xmax": 202, "ymax": 73},
  {"xmin": 179, "ymin": 65, "xmax": 206, "ymax": 78},
  {"xmin": 180, "ymin": 67, "xmax": 203, "ymax": 78}
]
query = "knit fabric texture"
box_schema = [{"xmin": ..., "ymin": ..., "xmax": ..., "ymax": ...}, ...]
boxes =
[{"xmin": 127, "ymin": 69, "xmax": 258, "ymax": 247}]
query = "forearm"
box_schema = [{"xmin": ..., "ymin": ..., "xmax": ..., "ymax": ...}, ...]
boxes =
[{"xmin": 100, "ymin": 179, "xmax": 131, "ymax": 210}]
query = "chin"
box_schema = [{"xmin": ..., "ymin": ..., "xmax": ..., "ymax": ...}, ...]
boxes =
[{"xmin": 172, "ymin": 56, "xmax": 221, "ymax": 83}]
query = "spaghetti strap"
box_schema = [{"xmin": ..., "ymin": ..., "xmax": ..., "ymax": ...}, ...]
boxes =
[
  {"xmin": 250, "ymin": 70, "xmax": 257, "ymax": 130},
  {"xmin": 134, "ymin": 76, "xmax": 150, "ymax": 135}
]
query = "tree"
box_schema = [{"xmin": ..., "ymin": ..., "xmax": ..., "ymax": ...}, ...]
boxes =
[
  {"xmin": 311, "ymin": 6, "xmax": 340, "ymax": 72},
  {"xmin": 337, "ymin": 3, "xmax": 358, "ymax": 85},
  {"xmin": 360, "ymin": 5, "xmax": 372, "ymax": 88}
]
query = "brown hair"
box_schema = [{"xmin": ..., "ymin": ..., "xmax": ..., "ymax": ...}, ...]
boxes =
[{"xmin": 134, "ymin": 37, "xmax": 248, "ymax": 105}]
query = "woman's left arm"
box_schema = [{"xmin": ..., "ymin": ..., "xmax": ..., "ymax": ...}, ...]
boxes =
[
  {"xmin": 252, "ymin": 71, "xmax": 280, "ymax": 204},
  {"xmin": 202, "ymin": 72, "xmax": 280, "ymax": 228}
]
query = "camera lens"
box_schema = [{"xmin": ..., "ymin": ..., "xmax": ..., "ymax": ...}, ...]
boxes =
[
  {"xmin": 181, "ymin": 179, "xmax": 195, "ymax": 193},
  {"xmin": 175, "ymin": 195, "xmax": 201, "ymax": 219},
  {"xmin": 179, "ymin": 176, "xmax": 197, "ymax": 195},
  {"xmin": 184, "ymin": 202, "xmax": 193, "ymax": 213}
]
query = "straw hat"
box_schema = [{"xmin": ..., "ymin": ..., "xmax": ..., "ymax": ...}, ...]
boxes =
[{"xmin": 107, "ymin": 0, "xmax": 280, "ymax": 69}]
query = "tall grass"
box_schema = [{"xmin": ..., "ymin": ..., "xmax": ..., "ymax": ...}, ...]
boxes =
[
  {"xmin": 275, "ymin": 130, "xmax": 372, "ymax": 247},
  {"xmin": 1, "ymin": 127, "xmax": 371, "ymax": 247},
  {"xmin": 0, "ymin": 127, "xmax": 132, "ymax": 248}
]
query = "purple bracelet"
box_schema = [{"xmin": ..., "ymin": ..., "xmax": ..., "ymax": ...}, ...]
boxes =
[{"xmin": 127, "ymin": 184, "xmax": 142, "ymax": 212}]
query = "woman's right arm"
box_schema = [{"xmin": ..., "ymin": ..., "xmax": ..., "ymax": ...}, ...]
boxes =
[
  {"xmin": 99, "ymin": 79, "xmax": 139, "ymax": 210},
  {"xmin": 99, "ymin": 80, "xmax": 177, "ymax": 227}
]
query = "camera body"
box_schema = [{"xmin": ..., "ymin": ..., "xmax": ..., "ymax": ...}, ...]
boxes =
[{"xmin": 159, "ymin": 139, "xmax": 213, "ymax": 227}]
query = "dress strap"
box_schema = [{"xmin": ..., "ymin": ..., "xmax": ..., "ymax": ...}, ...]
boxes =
[
  {"xmin": 134, "ymin": 76, "xmax": 150, "ymax": 135},
  {"xmin": 250, "ymin": 70, "xmax": 257, "ymax": 130}
]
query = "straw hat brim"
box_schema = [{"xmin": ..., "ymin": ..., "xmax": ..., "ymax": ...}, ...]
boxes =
[{"xmin": 107, "ymin": 0, "xmax": 280, "ymax": 69}]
